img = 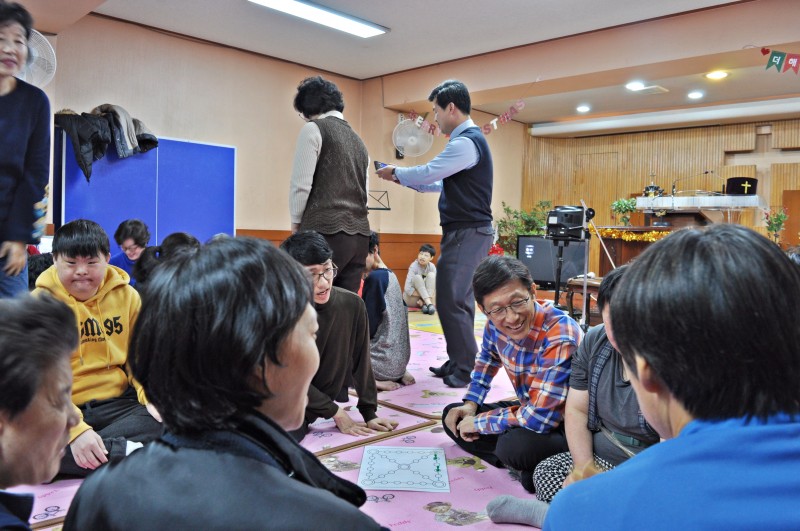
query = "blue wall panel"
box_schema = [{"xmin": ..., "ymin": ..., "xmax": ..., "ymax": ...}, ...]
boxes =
[
  {"xmin": 56, "ymin": 131, "xmax": 235, "ymax": 248},
  {"xmin": 156, "ymin": 139, "xmax": 235, "ymax": 243},
  {"xmin": 60, "ymin": 136, "xmax": 158, "ymax": 249}
]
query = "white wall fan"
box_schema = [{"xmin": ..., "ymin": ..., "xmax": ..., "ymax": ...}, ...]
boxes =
[
  {"xmin": 16, "ymin": 29, "xmax": 57, "ymax": 88},
  {"xmin": 392, "ymin": 117, "xmax": 434, "ymax": 158}
]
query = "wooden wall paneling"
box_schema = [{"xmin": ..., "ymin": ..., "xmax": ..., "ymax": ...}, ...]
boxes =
[
  {"xmin": 783, "ymin": 190, "xmax": 800, "ymax": 247},
  {"xmin": 773, "ymin": 119, "xmax": 800, "ymax": 150},
  {"xmin": 520, "ymin": 120, "xmax": 793, "ymax": 274},
  {"xmin": 234, "ymin": 229, "xmax": 442, "ymax": 289}
]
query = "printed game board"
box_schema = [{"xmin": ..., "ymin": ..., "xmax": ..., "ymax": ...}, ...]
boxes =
[
  {"xmin": 324, "ymin": 425, "xmax": 536, "ymax": 530},
  {"xmin": 6, "ymin": 478, "xmax": 82, "ymax": 530},
  {"xmin": 358, "ymin": 446, "xmax": 449, "ymax": 493}
]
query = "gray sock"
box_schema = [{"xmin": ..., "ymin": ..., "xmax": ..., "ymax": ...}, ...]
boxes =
[{"xmin": 486, "ymin": 494, "xmax": 549, "ymax": 527}]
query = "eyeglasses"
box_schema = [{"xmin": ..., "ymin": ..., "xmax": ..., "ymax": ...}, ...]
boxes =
[
  {"xmin": 485, "ymin": 297, "xmax": 531, "ymax": 319},
  {"xmin": 120, "ymin": 244, "xmax": 142, "ymax": 253},
  {"xmin": 309, "ymin": 264, "xmax": 338, "ymax": 283}
]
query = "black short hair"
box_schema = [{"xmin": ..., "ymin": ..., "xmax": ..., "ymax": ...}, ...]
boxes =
[
  {"xmin": 52, "ymin": 219, "xmax": 110, "ymax": 258},
  {"xmin": 472, "ymin": 255, "xmax": 533, "ymax": 307},
  {"xmin": 113, "ymin": 219, "xmax": 151, "ymax": 248},
  {"xmin": 132, "ymin": 232, "xmax": 201, "ymax": 290},
  {"xmin": 0, "ymin": 2, "xmax": 33, "ymax": 40},
  {"xmin": 419, "ymin": 244, "xmax": 436, "ymax": 257},
  {"xmin": 280, "ymin": 230, "xmax": 333, "ymax": 266},
  {"xmin": 596, "ymin": 264, "xmax": 628, "ymax": 313},
  {"xmin": 128, "ymin": 237, "xmax": 313, "ymax": 434},
  {"xmin": 611, "ymin": 224, "xmax": 800, "ymax": 420},
  {"xmin": 0, "ymin": 295, "xmax": 77, "ymax": 419},
  {"xmin": 428, "ymin": 80, "xmax": 471, "ymax": 115},
  {"xmin": 368, "ymin": 231, "xmax": 380, "ymax": 254},
  {"xmin": 27, "ymin": 252, "xmax": 53, "ymax": 290},
  {"xmin": 293, "ymin": 76, "xmax": 344, "ymax": 119}
]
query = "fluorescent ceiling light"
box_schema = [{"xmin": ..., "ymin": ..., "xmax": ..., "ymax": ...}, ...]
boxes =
[
  {"xmin": 705, "ymin": 70, "xmax": 728, "ymax": 80},
  {"xmin": 688, "ymin": 90, "xmax": 704, "ymax": 100},
  {"xmin": 625, "ymin": 81, "xmax": 646, "ymax": 91},
  {"xmin": 248, "ymin": 0, "xmax": 387, "ymax": 38},
  {"xmin": 576, "ymin": 105, "xmax": 591, "ymax": 113}
]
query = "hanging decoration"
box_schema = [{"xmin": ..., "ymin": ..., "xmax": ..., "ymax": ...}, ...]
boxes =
[
  {"xmin": 406, "ymin": 100, "xmax": 527, "ymax": 138},
  {"xmin": 761, "ymin": 47, "xmax": 800, "ymax": 74}
]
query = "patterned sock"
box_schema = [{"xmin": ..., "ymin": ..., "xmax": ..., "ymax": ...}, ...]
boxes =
[{"xmin": 486, "ymin": 494, "xmax": 549, "ymax": 527}]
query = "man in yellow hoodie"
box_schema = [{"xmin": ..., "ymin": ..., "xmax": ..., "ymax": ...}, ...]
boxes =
[{"xmin": 35, "ymin": 219, "xmax": 162, "ymax": 476}]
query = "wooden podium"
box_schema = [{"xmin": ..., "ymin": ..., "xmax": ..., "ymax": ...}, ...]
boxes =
[{"xmin": 597, "ymin": 227, "xmax": 672, "ymax": 277}]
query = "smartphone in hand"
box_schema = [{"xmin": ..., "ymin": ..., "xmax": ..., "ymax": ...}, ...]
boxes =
[{"xmin": 373, "ymin": 160, "xmax": 388, "ymax": 171}]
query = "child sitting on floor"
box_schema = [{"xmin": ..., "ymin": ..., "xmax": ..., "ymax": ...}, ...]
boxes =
[
  {"xmin": 34, "ymin": 219, "xmax": 162, "ymax": 476},
  {"xmin": 362, "ymin": 231, "xmax": 415, "ymax": 391},
  {"xmin": 109, "ymin": 219, "xmax": 150, "ymax": 287},
  {"xmin": 403, "ymin": 243, "xmax": 437, "ymax": 315}
]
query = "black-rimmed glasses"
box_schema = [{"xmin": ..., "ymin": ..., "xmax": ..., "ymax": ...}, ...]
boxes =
[{"xmin": 485, "ymin": 297, "xmax": 531, "ymax": 318}]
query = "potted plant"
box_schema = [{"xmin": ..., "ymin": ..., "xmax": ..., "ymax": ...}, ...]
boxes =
[
  {"xmin": 611, "ymin": 198, "xmax": 637, "ymax": 227},
  {"xmin": 495, "ymin": 200, "xmax": 552, "ymax": 256},
  {"xmin": 764, "ymin": 207, "xmax": 789, "ymax": 245}
]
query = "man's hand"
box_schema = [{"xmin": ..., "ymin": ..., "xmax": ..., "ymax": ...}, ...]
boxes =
[
  {"xmin": 444, "ymin": 402, "xmax": 478, "ymax": 438},
  {"xmin": 333, "ymin": 408, "xmax": 374, "ymax": 437},
  {"xmin": 146, "ymin": 402, "xmax": 162, "ymax": 422},
  {"xmin": 367, "ymin": 417, "xmax": 399, "ymax": 432},
  {"xmin": 376, "ymin": 165, "xmax": 398, "ymax": 183},
  {"xmin": 70, "ymin": 429, "xmax": 108, "ymax": 470},
  {"xmin": 290, "ymin": 222, "xmax": 300, "ymax": 234},
  {"xmin": 0, "ymin": 241, "xmax": 26, "ymax": 276},
  {"xmin": 455, "ymin": 415, "xmax": 480, "ymax": 442}
]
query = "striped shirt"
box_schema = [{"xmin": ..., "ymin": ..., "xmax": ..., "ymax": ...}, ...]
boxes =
[{"xmin": 464, "ymin": 299, "xmax": 582, "ymax": 434}]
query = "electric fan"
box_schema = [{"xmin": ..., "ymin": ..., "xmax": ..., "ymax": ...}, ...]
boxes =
[
  {"xmin": 16, "ymin": 29, "xmax": 57, "ymax": 88},
  {"xmin": 392, "ymin": 119, "xmax": 434, "ymax": 158}
]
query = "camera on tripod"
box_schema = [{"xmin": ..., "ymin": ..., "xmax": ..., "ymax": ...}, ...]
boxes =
[{"xmin": 546, "ymin": 205, "xmax": 595, "ymax": 242}]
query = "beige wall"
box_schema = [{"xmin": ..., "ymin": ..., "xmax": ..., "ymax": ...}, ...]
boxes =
[{"xmin": 47, "ymin": 15, "xmax": 524, "ymax": 236}]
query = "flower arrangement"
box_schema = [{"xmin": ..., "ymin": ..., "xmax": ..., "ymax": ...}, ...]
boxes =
[
  {"xmin": 764, "ymin": 207, "xmax": 788, "ymax": 244},
  {"xmin": 495, "ymin": 200, "xmax": 552, "ymax": 256},
  {"xmin": 611, "ymin": 198, "xmax": 637, "ymax": 227}
]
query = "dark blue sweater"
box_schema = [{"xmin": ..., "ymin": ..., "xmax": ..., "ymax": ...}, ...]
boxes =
[
  {"xmin": 439, "ymin": 126, "xmax": 493, "ymax": 231},
  {"xmin": 0, "ymin": 79, "xmax": 51, "ymax": 244}
]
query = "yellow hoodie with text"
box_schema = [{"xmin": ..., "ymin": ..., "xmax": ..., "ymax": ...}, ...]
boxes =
[{"xmin": 34, "ymin": 264, "xmax": 145, "ymax": 442}]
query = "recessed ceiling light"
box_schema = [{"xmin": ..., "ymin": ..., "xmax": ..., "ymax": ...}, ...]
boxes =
[
  {"xmin": 576, "ymin": 105, "xmax": 591, "ymax": 113},
  {"xmin": 248, "ymin": 0, "xmax": 387, "ymax": 38},
  {"xmin": 626, "ymin": 81, "xmax": 646, "ymax": 91},
  {"xmin": 688, "ymin": 91, "xmax": 704, "ymax": 100},
  {"xmin": 705, "ymin": 71, "xmax": 728, "ymax": 80}
]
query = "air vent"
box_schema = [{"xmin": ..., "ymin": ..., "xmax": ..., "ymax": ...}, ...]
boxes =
[{"xmin": 635, "ymin": 85, "xmax": 669, "ymax": 95}]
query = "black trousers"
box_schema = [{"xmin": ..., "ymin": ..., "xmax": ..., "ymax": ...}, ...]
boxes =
[
  {"xmin": 436, "ymin": 226, "xmax": 493, "ymax": 381},
  {"xmin": 324, "ymin": 231, "xmax": 369, "ymax": 294},
  {"xmin": 441, "ymin": 401, "xmax": 568, "ymax": 473},
  {"xmin": 60, "ymin": 387, "xmax": 163, "ymax": 477}
]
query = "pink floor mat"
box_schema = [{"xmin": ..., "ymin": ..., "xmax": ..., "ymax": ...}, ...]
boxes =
[
  {"xmin": 7, "ymin": 478, "xmax": 82, "ymax": 529},
  {"xmin": 323, "ymin": 425, "xmax": 537, "ymax": 530},
  {"xmin": 377, "ymin": 330, "xmax": 517, "ymax": 419},
  {"xmin": 299, "ymin": 395, "xmax": 435, "ymax": 456}
]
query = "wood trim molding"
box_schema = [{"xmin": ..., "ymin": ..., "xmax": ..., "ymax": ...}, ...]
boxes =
[{"xmin": 235, "ymin": 229, "xmax": 443, "ymax": 287}]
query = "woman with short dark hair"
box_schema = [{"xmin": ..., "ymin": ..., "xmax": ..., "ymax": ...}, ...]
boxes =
[
  {"xmin": 289, "ymin": 76, "xmax": 371, "ymax": 293},
  {"xmin": 0, "ymin": 2, "xmax": 51, "ymax": 298},
  {"xmin": 64, "ymin": 237, "xmax": 383, "ymax": 530}
]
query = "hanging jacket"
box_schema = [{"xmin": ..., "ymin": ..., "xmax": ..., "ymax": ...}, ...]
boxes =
[
  {"xmin": 54, "ymin": 111, "xmax": 112, "ymax": 182},
  {"xmin": 34, "ymin": 264, "xmax": 144, "ymax": 442}
]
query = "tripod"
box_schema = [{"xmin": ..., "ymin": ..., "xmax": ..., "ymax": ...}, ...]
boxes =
[{"xmin": 551, "ymin": 239, "xmax": 572, "ymax": 310}]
